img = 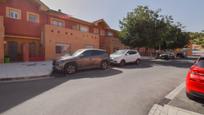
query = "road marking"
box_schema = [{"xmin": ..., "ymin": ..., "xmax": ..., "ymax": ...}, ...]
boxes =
[{"xmin": 165, "ymin": 82, "xmax": 185, "ymax": 100}]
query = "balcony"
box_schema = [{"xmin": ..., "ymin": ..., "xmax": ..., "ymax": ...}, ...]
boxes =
[{"xmin": 44, "ymin": 24, "xmax": 99, "ymax": 40}]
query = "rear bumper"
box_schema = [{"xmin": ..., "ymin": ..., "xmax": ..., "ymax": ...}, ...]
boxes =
[
  {"xmin": 187, "ymin": 91, "xmax": 204, "ymax": 100},
  {"xmin": 186, "ymin": 79, "xmax": 204, "ymax": 94},
  {"xmin": 186, "ymin": 78, "xmax": 204, "ymax": 101}
]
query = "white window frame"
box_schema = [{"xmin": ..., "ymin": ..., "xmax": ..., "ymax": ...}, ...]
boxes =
[
  {"xmin": 6, "ymin": 7, "xmax": 21, "ymax": 20},
  {"xmin": 107, "ymin": 32, "xmax": 113, "ymax": 36},
  {"xmin": 51, "ymin": 18, "xmax": 65, "ymax": 27},
  {"xmin": 56, "ymin": 43, "xmax": 70, "ymax": 54},
  {"xmin": 27, "ymin": 12, "xmax": 40, "ymax": 23},
  {"xmin": 80, "ymin": 25, "xmax": 89, "ymax": 33}
]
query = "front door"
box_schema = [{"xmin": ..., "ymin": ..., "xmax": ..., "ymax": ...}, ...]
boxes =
[
  {"xmin": 77, "ymin": 50, "xmax": 93, "ymax": 69},
  {"xmin": 126, "ymin": 51, "xmax": 137, "ymax": 62},
  {"xmin": 7, "ymin": 41, "xmax": 18, "ymax": 62}
]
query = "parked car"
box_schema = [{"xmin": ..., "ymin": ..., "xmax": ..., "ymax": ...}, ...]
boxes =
[
  {"xmin": 110, "ymin": 49, "xmax": 141, "ymax": 66},
  {"xmin": 176, "ymin": 52, "xmax": 186, "ymax": 58},
  {"xmin": 186, "ymin": 57, "xmax": 204, "ymax": 101},
  {"xmin": 158, "ymin": 52, "xmax": 175, "ymax": 60},
  {"xmin": 53, "ymin": 49, "xmax": 110, "ymax": 74},
  {"xmin": 192, "ymin": 49, "xmax": 204, "ymax": 56}
]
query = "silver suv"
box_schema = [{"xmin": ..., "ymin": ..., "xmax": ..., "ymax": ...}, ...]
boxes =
[{"xmin": 53, "ymin": 49, "xmax": 110, "ymax": 74}]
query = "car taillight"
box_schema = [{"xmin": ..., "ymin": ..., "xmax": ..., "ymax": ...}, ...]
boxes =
[{"xmin": 190, "ymin": 70, "xmax": 204, "ymax": 81}]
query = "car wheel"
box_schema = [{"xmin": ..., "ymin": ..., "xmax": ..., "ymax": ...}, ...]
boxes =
[
  {"xmin": 64, "ymin": 63, "xmax": 77, "ymax": 74},
  {"xmin": 135, "ymin": 59, "xmax": 140, "ymax": 65},
  {"xmin": 120, "ymin": 60, "xmax": 126, "ymax": 66},
  {"xmin": 101, "ymin": 61, "xmax": 109, "ymax": 70}
]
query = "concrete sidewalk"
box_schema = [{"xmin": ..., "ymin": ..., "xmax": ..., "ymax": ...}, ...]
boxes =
[{"xmin": 0, "ymin": 61, "xmax": 53, "ymax": 81}]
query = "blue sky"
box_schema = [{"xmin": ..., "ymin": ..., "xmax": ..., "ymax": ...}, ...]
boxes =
[{"xmin": 41, "ymin": 0, "xmax": 204, "ymax": 32}]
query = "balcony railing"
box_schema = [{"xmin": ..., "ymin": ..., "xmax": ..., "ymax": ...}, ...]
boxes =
[{"xmin": 44, "ymin": 24, "xmax": 100, "ymax": 40}]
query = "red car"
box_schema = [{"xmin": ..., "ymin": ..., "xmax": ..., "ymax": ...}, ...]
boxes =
[{"xmin": 186, "ymin": 57, "xmax": 204, "ymax": 101}]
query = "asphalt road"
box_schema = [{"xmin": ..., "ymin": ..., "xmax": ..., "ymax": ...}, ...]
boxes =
[{"xmin": 0, "ymin": 59, "xmax": 193, "ymax": 115}]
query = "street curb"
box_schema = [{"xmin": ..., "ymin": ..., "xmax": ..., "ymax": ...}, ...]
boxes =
[
  {"xmin": 165, "ymin": 82, "xmax": 185, "ymax": 100},
  {"xmin": 148, "ymin": 82, "xmax": 185, "ymax": 115},
  {"xmin": 0, "ymin": 74, "xmax": 52, "ymax": 82}
]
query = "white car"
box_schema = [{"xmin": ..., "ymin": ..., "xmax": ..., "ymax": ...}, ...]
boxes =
[{"xmin": 110, "ymin": 49, "xmax": 141, "ymax": 66}]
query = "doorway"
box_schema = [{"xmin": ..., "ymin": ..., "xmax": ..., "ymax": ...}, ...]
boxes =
[{"xmin": 7, "ymin": 41, "xmax": 18, "ymax": 62}]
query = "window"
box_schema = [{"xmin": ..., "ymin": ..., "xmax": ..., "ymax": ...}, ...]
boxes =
[
  {"xmin": 80, "ymin": 25, "xmax": 89, "ymax": 32},
  {"xmin": 6, "ymin": 7, "xmax": 21, "ymax": 19},
  {"xmin": 82, "ymin": 50, "xmax": 93, "ymax": 57},
  {"xmin": 72, "ymin": 24, "xmax": 80, "ymax": 30},
  {"xmin": 56, "ymin": 44, "xmax": 70, "ymax": 54},
  {"xmin": 51, "ymin": 18, "xmax": 65, "ymax": 27},
  {"xmin": 196, "ymin": 58, "xmax": 204, "ymax": 68},
  {"xmin": 107, "ymin": 32, "xmax": 113, "ymax": 36},
  {"xmin": 27, "ymin": 12, "xmax": 39, "ymax": 23},
  {"xmin": 92, "ymin": 50, "xmax": 105, "ymax": 56},
  {"xmin": 127, "ymin": 51, "xmax": 137, "ymax": 55}
]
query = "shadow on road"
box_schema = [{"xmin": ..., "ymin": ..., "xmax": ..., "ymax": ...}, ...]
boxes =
[
  {"xmin": 52, "ymin": 68, "xmax": 122, "ymax": 79},
  {"xmin": 117, "ymin": 59, "xmax": 193, "ymax": 69},
  {"xmin": 116, "ymin": 60, "xmax": 153, "ymax": 69},
  {"xmin": 0, "ymin": 68, "xmax": 122, "ymax": 113},
  {"xmin": 151, "ymin": 59, "xmax": 194, "ymax": 68}
]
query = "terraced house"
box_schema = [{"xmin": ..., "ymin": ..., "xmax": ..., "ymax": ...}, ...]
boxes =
[{"xmin": 0, "ymin": 0, "xmax": 125, "ymax": 63}]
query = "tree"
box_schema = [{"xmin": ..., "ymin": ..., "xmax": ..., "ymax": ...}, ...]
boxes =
[
  {"xmin": 190, "ymin": 32, "xmax": 204, "ymax": 47},
  {"xmin": 119, "ymin": 6, "xmax": 160, "ymax": 48},
  {"xmin": 119, "ymin": 5, "xmax": 189, "ymax": 50}
]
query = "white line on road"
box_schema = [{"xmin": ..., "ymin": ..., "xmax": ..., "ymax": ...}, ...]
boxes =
[{"xmin": 165, "ymin": 82, "xmax": 185, "ymax": 100}]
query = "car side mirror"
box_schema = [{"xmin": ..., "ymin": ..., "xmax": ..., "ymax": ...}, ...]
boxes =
[{"xmin": 125, "ymin": 53, "xmax": 129, "ymax": 56}]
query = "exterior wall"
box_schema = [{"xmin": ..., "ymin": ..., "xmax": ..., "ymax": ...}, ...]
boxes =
[
  {"xmin": 43, "ymin": 25, "xmax": 99, "ymax": 60},
  {"xmin": 100, "ymin": 36, "xmax": 126, "ymax": 54},
  {"xmin": 0, "ymin": 16, "xmax": 5, "ymax": 63},
  {"xmin": 0, "ymin": 0, "xmax": 126, "ymax": 62},
  {"xmin": 0, "ymin": 0, "xmax": 47, "ymax": 37},
  {"xmin": 4, "ymin": 37, "xmax": 40, "ymax": 61}
]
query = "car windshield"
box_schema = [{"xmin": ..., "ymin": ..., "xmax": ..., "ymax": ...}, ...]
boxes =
[
  {"xmin": 112, "ymin": 50, "xmax": 127, "ymax": 55},
  {"xmin": 72, "ymin": 49, "xmax": 85, "ymax": 57}
]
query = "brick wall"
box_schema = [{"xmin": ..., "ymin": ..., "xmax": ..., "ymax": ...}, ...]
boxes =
[{"xmin": 43, "ymin": 25, "xmax": 99, "ymax": 60}]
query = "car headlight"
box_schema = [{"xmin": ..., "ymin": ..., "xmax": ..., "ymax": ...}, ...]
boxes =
[
  {"xmin": 111, "ymin": 57, "xmax": 120, "ymax": 60},
  {"xmin": 56, "ymin": 60, "xmax": 65, "ymax": 65}
]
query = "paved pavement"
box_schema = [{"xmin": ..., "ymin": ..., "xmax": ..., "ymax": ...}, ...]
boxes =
[
  {"xmin": 169, "ymin": 89, "xmax": 204, "ymax": 114},
  {"xmin": 0, "ymin": 61, "xmax": 52, "ymax": 80},
  {"xmin": 0, "ymin": 59, "xmax": 192, "ymax": 115},
  {"xmin": 149, "ymin": 104, "xmax": 203, "ymax": 115}
]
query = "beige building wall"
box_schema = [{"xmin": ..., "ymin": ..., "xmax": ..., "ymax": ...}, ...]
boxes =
[
  {"xmin": 0, "ymin": 16, "xmax": 4, "ymax": 63},
  {"xmin": 43, "ymin": 25, "xmax": 100, "ymax": 60},
  {"xmin": 101, "ymin": 36, "xmax": 126, "ymax": 54}
]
